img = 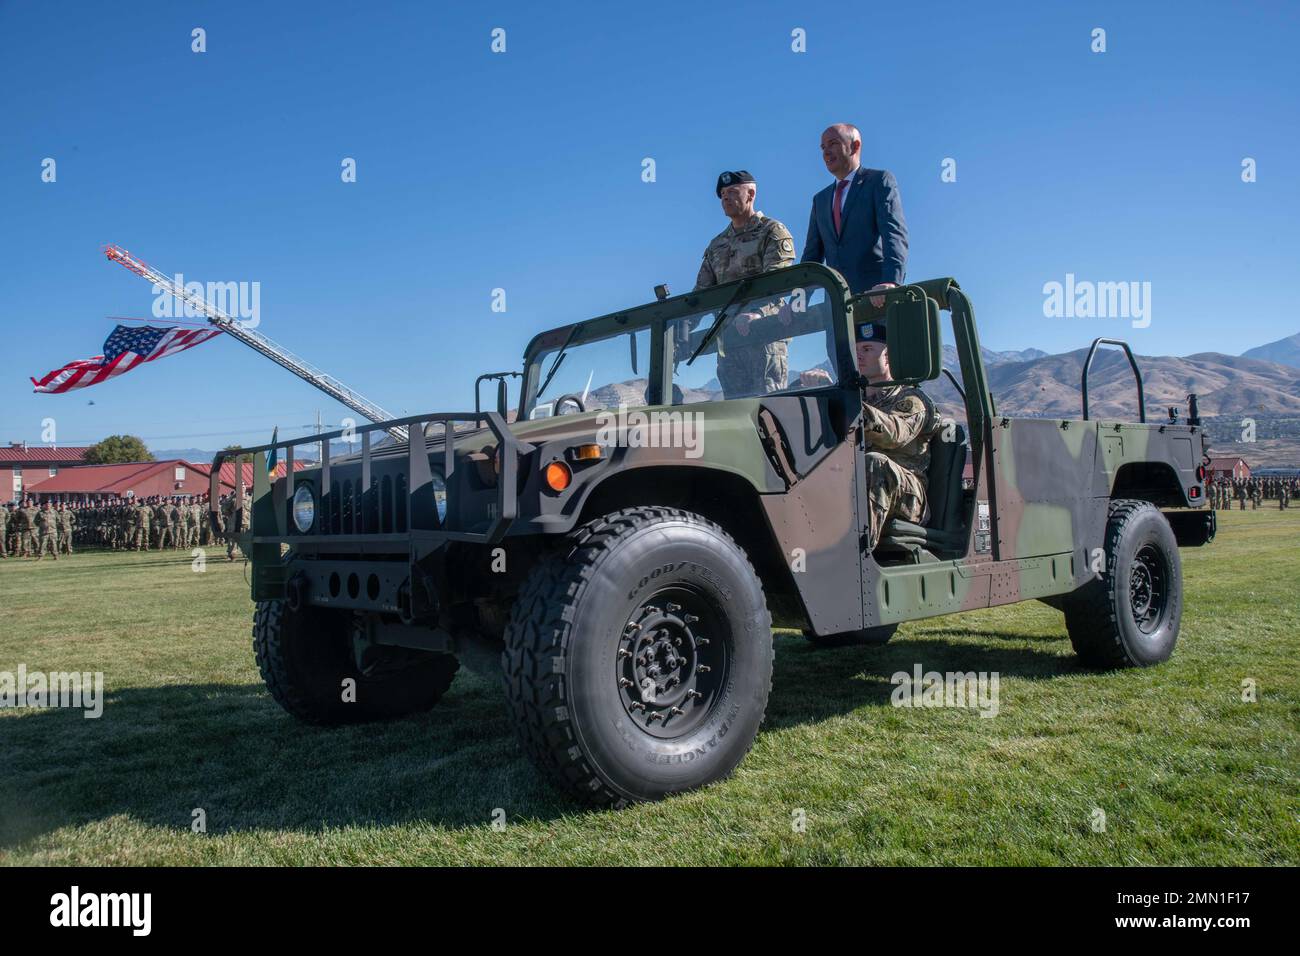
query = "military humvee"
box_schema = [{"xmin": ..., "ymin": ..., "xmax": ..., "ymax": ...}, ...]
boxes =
[{"xmin": 212, "ymin": 265, "xmax": 1215, "ymax": 807}]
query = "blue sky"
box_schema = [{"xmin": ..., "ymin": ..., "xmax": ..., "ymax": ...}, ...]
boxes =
[{"xmin": 1, "ymin": 0, "xmax": 1297, "ymax": 450}]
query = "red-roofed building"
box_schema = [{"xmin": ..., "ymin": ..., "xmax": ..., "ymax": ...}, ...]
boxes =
[
  {"xmin": 3, "ymin": 442, "xmax": 91, "ymax": 502},
  {"xmin": 201, "ymin": 460, "xmax": 310, "ymax": 492},
  {"xmin": 1207, "ymin": 456, "xmax": 1250, "ymax": 482},
  {"xmin": 29, "ymin": 458, "xmax": 309, "ymax": 503},
  {"xmin": 27, "ymin": 460, "xmax": 213, "ymax": 503}
]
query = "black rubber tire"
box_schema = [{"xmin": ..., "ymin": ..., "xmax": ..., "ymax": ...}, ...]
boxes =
[
  {"xmin": 502, "ymin": 507, "xmax": 774, "ymax": 807},
  {"xmin": 253, "ymin": 600, "xmax": 459, "ymax": 725},
  {"xmin": 1063, "ymin": 500, "xmax": 1182, "ymax": 669},
  {"xmin": 803, "ymin": 623, "xmax": 899, "ymax": 648}
]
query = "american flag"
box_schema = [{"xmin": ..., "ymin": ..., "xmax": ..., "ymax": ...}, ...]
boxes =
[{"xmin": 31, "ymin": 324, "xmax": 222, "ymax": 394}]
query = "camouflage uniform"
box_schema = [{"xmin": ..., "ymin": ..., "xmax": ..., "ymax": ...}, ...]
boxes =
[
  {"xmin": 0, "ymin": 504, "xmax": 8, "ymax": 558},
  {"xmin": 132, "ymin": 501, "xmax": 152, "ymax": 551},
  {"xmin": 860, "ymin": 384, "xmax": 939, "ymax": 552},
  {"xmin": 693, "ymin": 212, "xmax": 796, "ymax": 397},
  {"xmin": 58, "ymin": 504, "xmax": 75, "ymax": 554},
  {"xmin": 154, "ymin": 501, "xmax": 172, "ymax": 550},
  {"xmin": 19, "ymin": 502, "xmax": 38, "ymax": 556},
  {"xmin": 33, "ymin": 505, "xmax": 58, "ymax": 560},
  {"xmin": 169, "ymin": 500, "xmax": 184, "ymax": 549},
  {"xmin": 222, "ymin": 492, "xmax": 249, "ymax": 560}
]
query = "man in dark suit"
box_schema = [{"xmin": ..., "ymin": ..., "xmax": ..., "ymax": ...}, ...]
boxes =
[{"xmin": 801, "ymin": 124, "xmax": 908, "ymax": 301}]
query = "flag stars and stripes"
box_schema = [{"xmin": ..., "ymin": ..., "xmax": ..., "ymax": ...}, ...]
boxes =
[{"xmin": 31, "ymin": 324, "xmax": 222, "ymax": 394}]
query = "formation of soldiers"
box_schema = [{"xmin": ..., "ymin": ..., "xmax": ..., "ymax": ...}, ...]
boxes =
[
  {"xmin": 1206, "ymin": 476, "xmax": 1298, "ymax": 510},
  {"xmin": 2, "ymin": 491, "xmax": 251, "ymax": 561}
]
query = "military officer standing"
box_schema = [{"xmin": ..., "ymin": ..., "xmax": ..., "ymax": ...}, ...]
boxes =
[
  {"xmin": 33, "ymin": 502, "xmax": 58, "ymax": 560},
  {"xmin": 58, "ymin": 502, "xmax": 75, "ymax": 555},
  {"xmin": 0, "ymin": 502, "xmax": 9, "ymax": 559},
  {"xmin": 19, "ymin": 499, "xmax": 38, "ymax": 557},
  {"xmin": 693, "ymin": 170, "xmax": 797, "ymax": 397}
]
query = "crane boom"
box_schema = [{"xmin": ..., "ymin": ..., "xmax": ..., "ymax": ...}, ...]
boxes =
[{"xmin": 104, "ymin": 244, "xmax": 408, "ymax": 442}]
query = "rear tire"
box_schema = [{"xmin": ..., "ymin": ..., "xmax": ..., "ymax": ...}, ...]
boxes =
[
  {"xmin": 503, "ymin": 507, "xmax": 773, "ymax": 807},
  {"xmin": 253, "ymin": 600, "xmax": 459, "ymax": 725},
  {"xmin": 803, "ymin": 623, "xmax": 898, "ymax": 648},
  {"xmin": 1063, "ymin": 500, "xmax": 1182, "ymax": 669}
]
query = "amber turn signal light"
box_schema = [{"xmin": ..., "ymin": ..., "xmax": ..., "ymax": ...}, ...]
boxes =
[
  {"xmin": 571, "ymin": 443, "xmax": 602, "ymax": 461},
  {"xmin": 545, "ymin": 461, "xmax": 572, "ymax": 491}
]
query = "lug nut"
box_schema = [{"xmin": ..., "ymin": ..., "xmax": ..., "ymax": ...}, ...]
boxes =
[
  {"xmin": 666, "ymin": 603, "xmax": 682, "ymax": 613},
  {"xmin": 697, "ymin": 665, "xmax": 711, "ymax": 673},
  {"xmin": 684, "ymin": 614, "xmax": 699, "ymax": 624},
  {"xmin": 618, "ymin": 648, "xmax": 632, "ymax": 659},
  {"xmin": 669, "ymin": 706, "xmax": 684, "ymax": 716},
  {"xmin": 688, "ymin": 690, "xmax": 702, "ymax": 700},
  {"xmin": 619, "ymin": 678, "xmax": 633, "ymax": 688},
  {"xmin": 696, "ymin": 637, "xmax": 709, "ymax": 646},
  {"xmin": 646, "ymin": 712, "xmax": 662, "ymax": 723}
]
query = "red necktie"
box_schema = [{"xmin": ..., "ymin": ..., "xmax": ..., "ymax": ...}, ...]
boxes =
[{"xmin": 832, "ymin": 178, "xmax": 849, "ymax": 236}]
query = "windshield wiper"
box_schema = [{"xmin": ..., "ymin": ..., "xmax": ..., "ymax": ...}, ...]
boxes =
[
  {"xmin": 536, "ymin": 323, "xmax": 583, "ymax": 399},
  {"xmin": 686, "ymin": 279, "xmax": 753, "ymax": 367}
]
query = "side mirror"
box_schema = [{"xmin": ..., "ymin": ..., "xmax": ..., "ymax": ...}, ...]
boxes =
[
  {"xmin": 884, "ymin": 291, "xmax": 942, "ymax": 384},
  {"xmin": 496, "ymin": 378, "xmax": 509, "ymax": 417}
]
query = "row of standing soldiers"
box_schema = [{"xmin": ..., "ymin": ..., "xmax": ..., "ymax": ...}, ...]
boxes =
[
  {"xmin": 1, "ymin": 492, "xmax": 251, "ymax": 561},
  {"xmin": 1207, "ymin": 476, "xmax": 1297, "ymax": 510}
]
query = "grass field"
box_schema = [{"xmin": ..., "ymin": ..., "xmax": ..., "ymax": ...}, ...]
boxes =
[{"xmin": 2, "ymin": 509, "xmax": 1297, "ymax": 866}]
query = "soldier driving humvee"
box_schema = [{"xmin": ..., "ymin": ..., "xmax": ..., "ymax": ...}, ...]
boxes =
[{"xmin": 799, "ymin": 320, "xmax": 938, "ymax": 551}]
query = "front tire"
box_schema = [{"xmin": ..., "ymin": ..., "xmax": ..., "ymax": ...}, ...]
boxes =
[
  {"xmin": 1063, "ymin": 500, "xmax": 1182, "ymax": 669},
  {"xmin": 503, "ymin": 507, "xmax": 774, "ymax": 807},
  {"xmin": 253, "ymin": 600, "xmax": 459, "ymax": 725}
]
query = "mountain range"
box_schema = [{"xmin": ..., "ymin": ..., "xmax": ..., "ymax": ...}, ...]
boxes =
[
  {"xmin": 1241, "ymin": 332, "xmax": 1300, "ymax": 369},
  {"xmin": 152, "ymin": 331, "xmax": 1300, "ymax": 460},
  {"xmin": 929, "ymin": 345, "xmax": 1300, "ymax": 420}
]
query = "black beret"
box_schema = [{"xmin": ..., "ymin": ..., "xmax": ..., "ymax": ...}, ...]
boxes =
[{"xmin": 716, "ymin": 169, "xmax": 756, "ymax": 196}]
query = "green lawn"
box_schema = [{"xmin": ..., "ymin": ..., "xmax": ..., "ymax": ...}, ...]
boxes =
[{"xmin": 2, "ymin": 509, "xmax": 1297, "ymax": 866}]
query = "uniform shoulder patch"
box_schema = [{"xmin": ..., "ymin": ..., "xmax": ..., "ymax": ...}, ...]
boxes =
[{"xmin": 896, "ymin": 396, "xmax": 922, "ymax": 414}]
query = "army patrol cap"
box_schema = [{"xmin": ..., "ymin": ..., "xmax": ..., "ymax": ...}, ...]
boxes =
[
  {"xmin": 715, "ymin": 170, "xmax": 756, "ymax": 197},
  {"xmin": 856, "ymin": 320, "xmax": 887, "ymax": 344}
]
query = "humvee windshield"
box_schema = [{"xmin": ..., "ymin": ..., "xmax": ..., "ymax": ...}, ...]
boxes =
[{"xmin": 522, "ymin": 278, "xmax": 842, "ymax": 419}]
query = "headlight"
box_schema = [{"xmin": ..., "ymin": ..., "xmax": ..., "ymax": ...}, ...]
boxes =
[
  {"xmin": 292, "ymin": 484, "xmax": 315, "ymax": 532},
  {"xmin": 431, "ymin": 472, "xmax": 448, "ymax": 523}
]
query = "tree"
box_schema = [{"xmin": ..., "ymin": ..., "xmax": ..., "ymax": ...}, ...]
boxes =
[
  {"xmin": 85, "ymin": 434, "xmax": 154, "ymax": 464},
  {"xmin": 222, "ymin": 444, "xmax": 253, "ymax": 464}
]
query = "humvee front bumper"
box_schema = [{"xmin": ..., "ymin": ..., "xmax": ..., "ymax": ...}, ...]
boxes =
[{"xmin": 211, "ymin": 411, "xmax": 532, "ymax": 616}]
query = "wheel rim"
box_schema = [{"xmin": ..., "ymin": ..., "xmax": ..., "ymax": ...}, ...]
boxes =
[
  {"xmin": 615, "ymin": 586, "xmax": 729, "ymax": 740},
  {"xmin": 1129, "ymin": 543, "xmax": 1169, "ymax": 635}
]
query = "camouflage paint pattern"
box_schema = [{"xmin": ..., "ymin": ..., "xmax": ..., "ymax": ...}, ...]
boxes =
[{"xmin": 217, "ymin": 266, "xmax": 1210, "ymax": 637}]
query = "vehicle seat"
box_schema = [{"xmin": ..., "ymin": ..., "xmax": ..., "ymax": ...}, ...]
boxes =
[{"xmin": 877, "ymin": 421, "xmax": 968, "ymax": 558}]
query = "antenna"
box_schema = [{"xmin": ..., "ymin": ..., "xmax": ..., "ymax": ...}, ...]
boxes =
[{"xmin": 104, "ymin": 245, "xmax": 408, "ymax": 442}]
